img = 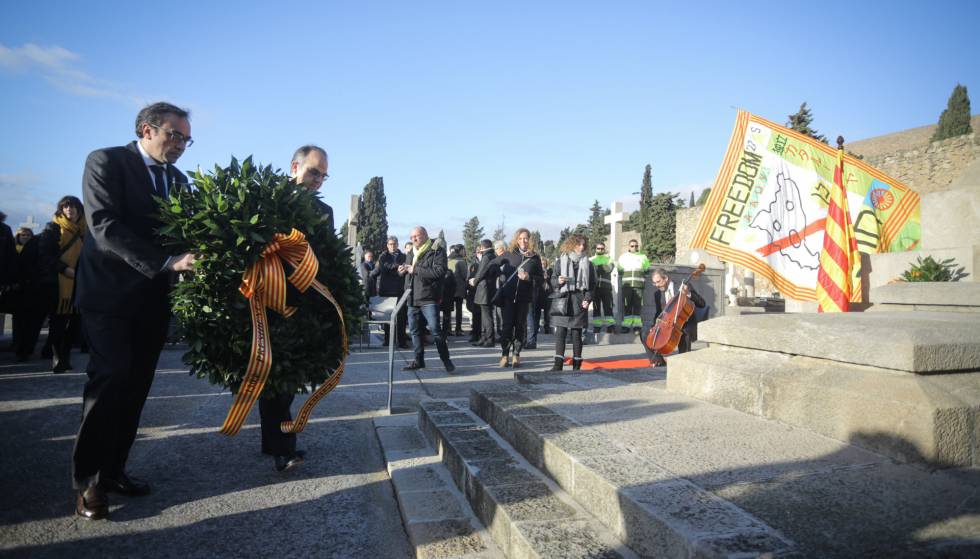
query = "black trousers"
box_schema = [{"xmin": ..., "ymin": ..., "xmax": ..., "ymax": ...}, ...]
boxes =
[
  {"xmin": 48, "ymin": 313, "xmax": 79, "ymax": 367},
  {"xmin": 259, "ymin": 393, "xmax": 296, "ymax": 457},
  {"xmin": 12, "ymin": 291, "xmax": 45, "ymax": 358},
  {"xmin": 73, "ymin": 305, "xmax": 169, "ymax": 490},
  {"xmin": 593, "ymin": 286, "xmax": 613, "ymax": 328},
  {"xmin": 453, "ymin": 297, "xmax": 463, "ymax": 332},
  {"xmin": 469, "ymin": 304, "xmax": 482, "ymax": 339},
  {"xmin": 500, "ymin": 300, "xmax": 530, "ymax": 356},
  {"xmin": 554, "ymin": 326, "xmax": 583, "ymax": 359},
  {"xmin": 478, "ymin": 303, "xmax": 495, "ymax": 344}
]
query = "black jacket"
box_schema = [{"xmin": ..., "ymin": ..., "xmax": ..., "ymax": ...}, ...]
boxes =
[
  {"xmin": 372, "ymin": 250, "xmax": 406, "ymax": 297},
  {"xmin": 37, "ymin": 222, "xmax": 70, "ymax": 286},
  {"xmin": 495, "ymin": 250, "xmax": 543, "ymax": 305},
  {"xmin": 405, "ymin": 240, "xmax": 447, "ymax": 307},
  {"xmin": 75, "ymin": 142, "xmax": 187, "ymax": 317},
  {"xmin": 471, "ymin": 251, "xmax": 498, "ymax": 306}
]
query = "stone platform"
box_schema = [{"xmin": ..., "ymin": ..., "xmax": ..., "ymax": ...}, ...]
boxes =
[
  {"xmin": 377, "ymin": 370, "xmax": 980, "ymax": 558},
  {"xmin": 667, "ymin": 312, "xmax": 980, "ymax": 467},
  {"xmin": 869, "ymin": 282, "xmax": 980, "ymax": 313}
]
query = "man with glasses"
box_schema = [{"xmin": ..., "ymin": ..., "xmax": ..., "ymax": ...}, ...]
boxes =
[
  {"xmin": 617, "ymin": 239, "xmax": 650, "ymax": 334},
  {"xmin": 289, "ymin": 145, "xmax": 334, "ymax": 232},
  {"xmin": 73, "ymin": 102, "xmax": 197, "ymax": 520},
  {"xmin": 589, "ymin": 242, "xmax": 615, "ymax": 334},
  {"xmin": 253, "ymin": 144, "xmax": 335, "ymax": 474}
]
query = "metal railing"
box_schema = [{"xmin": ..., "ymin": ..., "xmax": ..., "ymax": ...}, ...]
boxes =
[{"xmin": 363, "ymin": 289, "xmax": 412, "ymax": 414}]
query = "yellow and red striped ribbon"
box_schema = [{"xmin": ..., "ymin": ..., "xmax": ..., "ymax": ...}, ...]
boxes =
[
  {"xmin": 219, "ymin": 228, "xmax": 348, "ymax": 435},
  {"xmin": 816, "ymin": 149, "xmax": 862, "ymax": 312}
]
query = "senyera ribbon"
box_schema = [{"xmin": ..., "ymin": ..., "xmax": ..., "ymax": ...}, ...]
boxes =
[{"xmin": 219, "ymin": 228, "xmax": 348, "ymax": 436}]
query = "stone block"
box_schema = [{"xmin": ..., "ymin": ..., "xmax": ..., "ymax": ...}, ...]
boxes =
[
  {"xmin": 869, "ymin": 245, "xmax": 979, "ymax": 289},
  {"xmin": 922, "ymin": 183, "xmax": 980, "ymax": 249},
  {"xmin": 696, "ymin": 311, "xmax": 980, "ymax": 373},
  {"xmin": 509, "ymin": 519, "xmax": 625, "ymax": 559},
  {"xmin": 375, "ymin": 426, "xmax": 428, "ymax": 452},
  {"xmin": 869, "ymin": 281, "xmax": 980, "ymax": 311},
  {"xmin": 409, "ymin": 518, "xmax": 488, "ymax": 559},
  {"xmin": 400, "ymin": 489, "xmax": 466, "ymax": 523},
  {"xmin": 390, "ymin": 465, "xmax": 446, "ymax": 494},
  {"xmin": 667, "ymin": 345, "xmax": 980, "ymax": 467}
]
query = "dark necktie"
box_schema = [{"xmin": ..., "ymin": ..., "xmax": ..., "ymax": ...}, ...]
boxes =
[{"xmin": 149, "ymin": 164, "xmax": 168, "ymax": 197}]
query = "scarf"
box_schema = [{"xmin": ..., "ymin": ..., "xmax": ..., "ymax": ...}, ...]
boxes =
[
  {"xmin": 559, "ymin": 251, "xmax": 593, "ymax": 294},
  {"xmin": 54, "ymin": 214, "xmax": 87, "ymax": 315},
  {"xmin": 411, "ymin": 239, "xmax": 432, "ymax": 265}
]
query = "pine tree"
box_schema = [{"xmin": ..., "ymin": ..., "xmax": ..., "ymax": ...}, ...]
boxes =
[
  {"xmin": 356, "ymin": 177, "xmax": 388, "ymax": 256},
  {"xmin": 787, "ymin": 102, "xmax": 827, "ymax": 143},
  {"xmin": 932, "ymin": 84, "xmax": 973, "ymax": 142},
  {"xmin": 339, "ymin": 220, "xmax": 349, "ymax": 244},
  {"xmin": 586, "ymin": 200, "xmax": 608, "ymax": 249},
  {"xmin": 696, "ymin": 188, "xmax": 711, "ymax": 206},
  {"xmin": 462, "ymin": 216, "xmax": 484, "ymax": 257},
  {"xmin": 492, "ymin": 224, "xmax": 506, "ymax": 242}
]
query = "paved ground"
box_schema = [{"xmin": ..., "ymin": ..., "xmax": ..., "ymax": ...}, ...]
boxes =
[{"xmin": 0, "ymin": 326, "xmax": 649, "ymax": 558}]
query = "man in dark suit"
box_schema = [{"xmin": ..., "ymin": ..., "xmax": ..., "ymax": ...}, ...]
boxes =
[
  {"xmin": 643, "ymin": 267, "xmax": 705, "ymax": 366},
  {"xmin": 73, "ymin": 102, "xmax": 197, "ymax": 520},
  {"xmin": 254, "ymin": 144, "xmax": 334, "ymax": 473},
  {"xmin": 468, "ymin": 239, "xmax": 498, "ymax": 348}
]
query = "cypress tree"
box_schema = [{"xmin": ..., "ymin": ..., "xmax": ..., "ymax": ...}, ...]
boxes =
[
  {"xmin": 628, "ymin": 164, "xmax": 654, "ymax": 232},
  {"xmin": 587, "ymin": 199, "xmax": 608, "ymax": 248},
  {"xmin": 462, "ymin": 216, "xmax": 484, "ymax": 257},
  {"xmin": 696, "ymin": 188, "xmax": 711, "ymax": 206},
  {"xmin": 645, "ymin": 192, "xmax": 680, "ymax": 262},
  {"xmin": 689, "ymin": 191, "xmax": 695, "ymax": 208},
  {"xmin": 356, "ymin": 176, "xmax": 388, "ymax": 256},
  {"xmin": 437, "ymin": 229, "xmax": 446, "ymax": 251},
  {"xmin": 932, "ymin": 84, "xmax": 973, "ymax": 142},
  {"xmin": 787, "ymin": 102, "xmax": 827, "ymax": 143}
]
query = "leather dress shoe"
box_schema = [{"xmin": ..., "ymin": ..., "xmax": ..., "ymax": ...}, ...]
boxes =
[
  {"xmin": 274, "ymin": 450, "xmax": 306, "ymax": 472},
  {"xmin": 101, "ymin": 474, "xmax": 151, "ymax": 496},
  {"xmin": 442, "ymin": 359, "xmax": 456, "ymax": 373},
  {"xmin": 403, "ymin": 361, "xmax": 425, "ymax": 371},
  {"xmin": 76, "ymin": 485, "xmax": 108, "ymax": 520}
]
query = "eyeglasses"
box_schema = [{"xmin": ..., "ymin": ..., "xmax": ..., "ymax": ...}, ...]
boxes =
[
  {"xmin": 305, "ymin": 168, "xmax": 329, "ymax": 181},
  {"xmin": 595, "ymin": 247, "xmax": 605, "ymax": 252},
  {"xmin": 149, "ymin": 123, "xmax": 193, "ymax": 147},
  {"xmin": 629, "ymin": 244, "xmax": 638, "ymax": 248}
]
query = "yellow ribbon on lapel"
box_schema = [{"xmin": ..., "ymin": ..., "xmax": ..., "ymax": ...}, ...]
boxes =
[{"xmin": 219, "ymin": 228, "xmax": 348, "ymax": 436}]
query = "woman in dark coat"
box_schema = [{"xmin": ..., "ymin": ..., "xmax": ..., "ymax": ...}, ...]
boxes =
[
  {"xmin": 495, "ymin": 228, "xmax": 543, "ymax": 368},
  {"xmin": 12, "ymin": 227, "xmax": 44, "ymax": 361},
  {"xmin": 38, "ymin": 195, "xmax": 87, "ymax": 373},
  {"xmin": 549, "ymin": 234, "xmax": 595, "ymax": 371}
]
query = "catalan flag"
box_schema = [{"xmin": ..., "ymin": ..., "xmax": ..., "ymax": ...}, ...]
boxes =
[{"xmin": 816, "ymin": 144, "xmax": 861, "ymax": 312}]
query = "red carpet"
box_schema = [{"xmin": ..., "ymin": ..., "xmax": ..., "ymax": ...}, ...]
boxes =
[{"xmin": 563, "ymin": 357, "xmax": 652, "ymax": 370}]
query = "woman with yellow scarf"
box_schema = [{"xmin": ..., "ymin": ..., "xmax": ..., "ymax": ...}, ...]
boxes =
[{"xmin": 38, "ymin": 196, "xmax": 87, "ymax": 373}]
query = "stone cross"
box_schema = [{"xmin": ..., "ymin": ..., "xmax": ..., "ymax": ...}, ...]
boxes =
[
  {"xmin": 604, "ymin": 201, "xmax": 629, "ymax": 262},
  {"xmin": 348, "ymin": 194, "xmax": 361, "ymax": 265},
  {"xmin": 604, "ymin": 201, "xmax": 631, "ymax": 332}
]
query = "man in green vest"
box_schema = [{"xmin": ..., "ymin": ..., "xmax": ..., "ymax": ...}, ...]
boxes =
[
  {"xmin": 617, "ymin": 239, "xmax": 650, "ymax": 333},
  {"xmin": 589, "ymin": 242, "xmax": 615, "ymax": 334}
]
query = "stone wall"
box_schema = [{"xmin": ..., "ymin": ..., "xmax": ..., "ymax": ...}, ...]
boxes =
[{"xmin": 847, "ymin": 115, "xmax": 980, "ymax": 194}]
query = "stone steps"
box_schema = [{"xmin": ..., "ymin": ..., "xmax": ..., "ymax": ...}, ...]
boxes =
[
  {"xmin": 499, "ymin": 370, "xmax": 979, "ymax": 558},
  {"xmin": 375, "ymin": 413, "xmax": 504, "ymax": 559},
  {"xmin": 417, "ymin": 399, "xmax": 638, "ymax": 559}
]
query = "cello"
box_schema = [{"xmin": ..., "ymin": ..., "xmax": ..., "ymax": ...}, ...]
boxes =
[{"xmin": 645, "ymin": 263, "xmax": 705, "ymax": 356}]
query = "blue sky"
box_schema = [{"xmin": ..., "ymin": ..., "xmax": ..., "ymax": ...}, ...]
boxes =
[{"xmin": 2, "ymin": 0, "xmax": 978, "ymax": 243}]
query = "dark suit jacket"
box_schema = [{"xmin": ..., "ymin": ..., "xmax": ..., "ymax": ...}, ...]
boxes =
[
  {"xmin": 471, "ymin": 251, "xmax": 498, "ymax": 306},
  {"xmin": 75, "ymin": 141, "xmax": 187, "ymax": 317}
]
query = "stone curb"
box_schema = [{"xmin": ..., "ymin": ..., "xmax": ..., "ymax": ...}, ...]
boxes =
[
  {"xmin": 374, "ymin": 412, "xmax": 503, "ymax": 559},
  {"xmin": 468, "ymin": 389, "xmax": 796, "ymax": 558},
  {"xmin": 417, "ymin": 400, "xmax": 637, "ymax": 559}
]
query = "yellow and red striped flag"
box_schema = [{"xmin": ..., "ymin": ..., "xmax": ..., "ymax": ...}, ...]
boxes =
[{"xmin": 816, "ymin": 143, "xmax": 861, "ymax": 312}]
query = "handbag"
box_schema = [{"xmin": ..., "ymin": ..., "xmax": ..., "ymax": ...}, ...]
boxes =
[{"xmin": 549, "ymin": 292, "xmax": 570, "ymax": 317}]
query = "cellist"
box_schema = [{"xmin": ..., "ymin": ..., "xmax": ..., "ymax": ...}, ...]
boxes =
[{"xmin": 642, "ymin": 268, "xmax": 706, "ymax": 367}]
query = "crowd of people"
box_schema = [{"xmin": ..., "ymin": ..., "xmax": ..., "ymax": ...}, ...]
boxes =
[
  {"xmin": 355, "ymin": 227, "xmax": 707, "ymax": 373},
  {"xmin": 0, "ymin": 100, "xmax": 708, "ymax": 523}
]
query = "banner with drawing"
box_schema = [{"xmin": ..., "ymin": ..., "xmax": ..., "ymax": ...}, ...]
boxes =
[{"xmin": 691, "ymin": 110, "xmax": 920, "ymax": 301}]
